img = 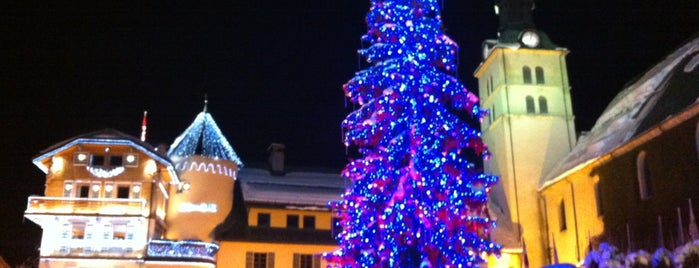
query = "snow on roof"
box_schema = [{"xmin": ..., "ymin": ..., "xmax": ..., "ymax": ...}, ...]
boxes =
[
  {"xmin": 542, "ymin": 34, "xmax": 699, "ymax": 186},
  {"xmin": 33, "ymin": 128, "xmax": 179, "ymax": 182},
  {"xmin": 168, "ymin": 111, "xmax": 243, "ymax": 166},
  {"xmin": 238, "ymin": 167, "xmax": 346, "ymax": 207}
]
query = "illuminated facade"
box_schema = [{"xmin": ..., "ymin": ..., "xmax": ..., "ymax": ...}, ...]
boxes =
[
  {"xmin": 24, "ymin": 106, "xmax": 342, "ymax": 268},
  {"xmin": 474, "ymin": 0, "xmax": 577, "ymax": 266},
  {"xmin": 25, "ymin": 129, "xmax": 219, "ymax": 268},
  {"xmin": 215, "ymin": 166, "xmax": 344, "ymax": 268}
]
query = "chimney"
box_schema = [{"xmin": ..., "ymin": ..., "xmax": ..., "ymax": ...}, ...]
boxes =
[{"xmin": 267, "ymin": 143, "xmax": 286, "ymax": 176}]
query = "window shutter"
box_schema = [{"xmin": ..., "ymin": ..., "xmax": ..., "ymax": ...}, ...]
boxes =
[
  {"xmin": 293, "ymin": 253, "xmax": 300, "ymax": 268},
  {"xmin": 313, "ymin": 255, "xmax": 321, "ymax": 268},
  {"xmin": 267, "ymin": 252, "xmax": 275, "ymax": 268},
  {"xmin": 246, "ymin": 252, "xmax": 253, "ymax": 268}
]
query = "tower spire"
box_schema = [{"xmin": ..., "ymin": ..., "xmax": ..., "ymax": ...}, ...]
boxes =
[{"xmin": 203, "ymin": 94, "xmax": 208, "ymax": 113}]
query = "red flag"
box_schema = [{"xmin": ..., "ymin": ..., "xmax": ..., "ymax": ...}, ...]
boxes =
[{"xmin": 140, "ymin": 111, "xmax": 148, "ymax": 142}]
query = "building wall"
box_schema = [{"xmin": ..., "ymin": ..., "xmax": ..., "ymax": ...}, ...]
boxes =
[
  {"xmin": 217, "ymin": 241, "xmax": 335, "ymax": 268},
  {"xmin": 595, "ymin": 114, "xmax": 699, "ymax": 250},
  {"xmin": 540, "ymin": 165, "xmax": 604, "ymax": 265}
]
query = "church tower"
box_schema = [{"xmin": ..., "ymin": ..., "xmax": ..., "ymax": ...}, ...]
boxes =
[{"xmin": 474, "ymin": 0, "xmax": 576, "ymax": 266}]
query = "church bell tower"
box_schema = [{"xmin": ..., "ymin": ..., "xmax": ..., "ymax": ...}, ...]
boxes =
[{"xmin": 474, "ymin": 0, "xmax": 577, "ymax": 266}]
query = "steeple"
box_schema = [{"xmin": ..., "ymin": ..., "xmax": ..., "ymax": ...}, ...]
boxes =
[
  {"xmin": 167, "ymin": 101, "xmax": 243, "ymax": 166},
  {"xmin": 483, "ymin": 0, "xmax": 558, "ymax": 53},
  {"xmin": 494, "ymin": 0, "xmax": 535, "ymax": 33}
]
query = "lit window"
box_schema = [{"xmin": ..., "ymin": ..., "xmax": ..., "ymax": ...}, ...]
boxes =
[
  {"xmin": 63, "ymin": 181, "xmax": 74, "ymax": 197},
  {"xmin": 246, "ymin": 252, "xmax": 275, "ymax": 268},
  {"xmin": 113, "ymin": 223, "xmax": 127, "ymax": 240},
  {"xmin": 523, "ymin": 66, "xmax": 532, "ymax": 84},
  {"xmin": 559, "ymin": 200, "xmax": 567, "ymax": 231},
  {"xmin": 72, "ymin": 222, "xmax": 86, "ymax": 239},
  {"xmin": 303, "ymin": 216, "xmax": 316, "ymax": 230},
  {"xmin": 539, "ymin": 96, "xmax": 548, "ymax": 114},
  {"xmin": 293, "ymin": 253, "xmax": 320, "ymax": 268},
  {"xmin": 637, "ymin": 151, "xmax": 652, "ymax": 200},
  {"xmin": 535, "ymin": 66, "xmax": 545, "ymax": 84},
  {"xmin": 526, "ymin": 96, "xmax": 536, "ymax": 114},
  {"xmin": 287, "ymin": 215, "xmax": 299, "ymax": 229},
  {"xmin": 258, "ymin": 213, "xmax": 271, "ymax": 227}
]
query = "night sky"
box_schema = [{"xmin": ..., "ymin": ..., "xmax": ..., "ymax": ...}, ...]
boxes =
[{"xmin": 1, "ymin": 0, "xmax": 697, "ymax": 265}]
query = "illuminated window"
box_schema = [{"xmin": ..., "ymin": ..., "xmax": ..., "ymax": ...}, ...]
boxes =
[
  {"xmin": 539, "ymin": 96, "xmax": 548, "ymax": 114},
  {"xmin": 293, "ymin": 253, "xmax": 320, "ymax": 268},
  {"xmin": 637, "ymin": 151, "xmax": 652, "ymax": 200},
  {"xmin": 246, "ymin": 252, "xmax": 275, "ymax": 268},
  {"xmin": 526, "ymin": 96, "xmax": 536, "ymax": 114},
  {"xmin": 559, "ymin": 200, "xmax": 567, "ymax": 231},
  {"xmin": 535, "ymin": 66, "xmax": 545, "ymax": 84},
  {"xmin": 257, "ymin": 213, "xmax": 271, "ymax": 227},
  {"xmin": 303, "ymin": 216, "xmax": 316, "ymax": 230},
  {"xmin": 113, "ymin": 223, "xmax": 127, "ymax": 240},
  {"xmin": 523, "ymin": 66, "xmax": 532, "ymax": 84},
  {"xmin": 63, "ymin": 181, "xmax": 74, "ymax": 197},
  {"xmin": 72, "ymin": 222, "xmax": 86, "ymax": 239},
  {"xmin": 287, "ymin": 215, "xmax": 299, "ymax": 229}
]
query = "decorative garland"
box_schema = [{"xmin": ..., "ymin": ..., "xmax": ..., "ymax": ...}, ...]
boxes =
[{"xmin": 86, "ymin": 166, "xmax": 125, "ymax": 178}]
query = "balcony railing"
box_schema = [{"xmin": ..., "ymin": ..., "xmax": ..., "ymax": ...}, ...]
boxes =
[
  {"xmin": 25, "ymin": 196, "xmax": 148, "ymax": 216},
  {"xmin": 147, "ymin": 240, "xmax": 220, "ymax": 263}
]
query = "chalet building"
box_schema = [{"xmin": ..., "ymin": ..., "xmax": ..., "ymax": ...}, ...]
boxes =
[{"xmin": 25, "ymin": 128, "xmax": 220, "ymax": 268}]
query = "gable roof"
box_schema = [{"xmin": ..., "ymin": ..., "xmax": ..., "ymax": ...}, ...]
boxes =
[{"xmin": 32, "ymin": 128, "xmax": 179, "ymax": 182}]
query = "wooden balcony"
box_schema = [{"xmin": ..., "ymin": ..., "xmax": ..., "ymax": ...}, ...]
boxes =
[{"xmin": 25, "ymin": 196, "xmax": 148, "ymax": 216}]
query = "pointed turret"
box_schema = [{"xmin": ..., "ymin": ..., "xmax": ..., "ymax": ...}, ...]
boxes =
[{"xmin": 166, "ymin": 100, "xmax": 243, "ymax": 242}]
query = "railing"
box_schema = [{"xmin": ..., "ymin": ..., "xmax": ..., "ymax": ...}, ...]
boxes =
[
  {"xmin": 147, "ymin": 240, "xmax": 220, "ymax": 263},
  {"xmin": 25, "ymin": 196, "xmax": 148, "ymax": 216}
]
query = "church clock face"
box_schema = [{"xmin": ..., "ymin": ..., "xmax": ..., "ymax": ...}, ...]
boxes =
[{"xmin": 521, "ymin": 31, "xmax": 540, "ymax": 48}]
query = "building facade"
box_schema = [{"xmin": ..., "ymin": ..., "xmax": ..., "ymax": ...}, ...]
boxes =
[{"xmin": 540, "ymin": 35, "xmax": 699, "ymax": 264}]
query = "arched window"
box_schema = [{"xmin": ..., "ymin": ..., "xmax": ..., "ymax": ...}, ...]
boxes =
[
  {"xmin": 523, "ymin": 66, "xmax": 532, "ymax": 84},
  {"xmin": 595, "ymin": 183, "xmax": 603, "ymax": 216},
  {"xmin": 535, "ymin": 66, "xmax": 545, "ymax": 84},
  {"xmin": 539, "ymin": 96, "xmax": 548, "ymax": 114},
  {"xmin": 637, "ymin": 151, "xmax": 652, "ymax": 200},
  {"xmin": 559, "ymin": 200, "xmax": 567, "ymax": 231},
  {"xmin": 526, "ymin": 96, "xmax": 535, "ymax": 114}
]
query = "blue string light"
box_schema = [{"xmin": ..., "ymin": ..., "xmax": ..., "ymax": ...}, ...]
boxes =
[
  {"xmin": 168, "ymin": 112, "xmax": 243, "ymax": 166},
  {"xmin": 326, "ymin": 0, "xmax": 500, "ymax": 266}
]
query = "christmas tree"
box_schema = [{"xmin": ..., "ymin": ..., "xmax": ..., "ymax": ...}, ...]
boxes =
[{"xmin": 325, "ymin": 0, "xmax": 500, "ymax": 267}]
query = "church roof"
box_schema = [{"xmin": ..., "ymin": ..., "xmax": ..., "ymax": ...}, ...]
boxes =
[
  {"xmin": 167, "ymin": 111, "xmax": 243, "ymax": 166},
  {"xmin": 541, "ymin": 33, "xmax": 699, "ymax": 187}
]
